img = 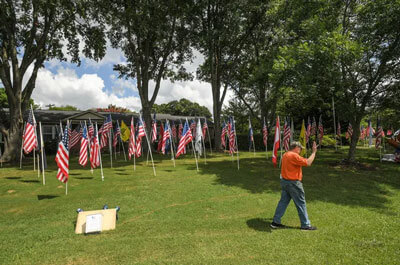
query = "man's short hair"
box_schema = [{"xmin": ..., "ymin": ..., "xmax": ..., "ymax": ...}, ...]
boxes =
[{"xmin": 290, "ymin": 141, "xmax": 305, "ymax": 150}]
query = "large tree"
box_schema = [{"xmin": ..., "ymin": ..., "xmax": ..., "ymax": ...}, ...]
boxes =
[
  {"xmin": 0, "ymin": 0, "xmax": 106, "ymax": 162},
  {"xmin": 102, "ymin": 0, "xmax": 193, "ymax": 140},
  {"xmin": 152, "ymin": 98, "xmax": 212, "ymax": 118}
]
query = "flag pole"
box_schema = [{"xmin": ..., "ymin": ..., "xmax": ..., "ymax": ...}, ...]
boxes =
[
  {"xmin": 187, "ymin": 118, "xmax": 199, "ymax": 172},
  {"xmin": 96, "ymin": 123, "xmax": 104, "ymax": 181},
  {"xmin": 279, "ymin": 117, "xmax": 283, "ymax": 168},
  {"xmin": 167, "ymin": 120, "xmax": 176, "ymax": 167},
  {"xmin": 233, "ymin": 117, "xmax": 240, "ymax": 170},
  {"xmin": 109, "ymin": 128, "xmax": 113, "ymax": 168},
  {"xmin": 200, "ymin": 120, "xmax": 207, "ymax": 164},
  {"xmin": 39, "ymin": 122, "xmax": 45, "ymax": 185},
  {"xmin": 66, "ymin": 120, "xmax": 69, "ymax": 195},
  {"xmin": 37, "ymin": 153, "xmax": 40, "ymax": 178},
  {"xmin": 20, "ymin": 123, "xmax": 26, "ymax": 169},
  {"xmin": 31, "ymin": 106, "xmax": 37, "ymax": 172},
  {"xmin": 141, "ymin": 115, "xmax": 156, "ymax": 176},
  {"xmin": 264, "ymin": 118, "xmax": 268, "ymax": 159},
  {"xmin": 85, "ymin": 121, "xmax": 94, "ymax": 174},
  {"xmin": 332, "ymin": 96, "xmax": 337, "ymax": 151},
  {"xmin": 206, "ymin": 118, "xmax": 212, "ymax": 155}
]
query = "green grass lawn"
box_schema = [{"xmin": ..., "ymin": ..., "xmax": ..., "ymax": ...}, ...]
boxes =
[{"xmin": 1, "ymin": 148, "xmax": 400, "ymax": 264}]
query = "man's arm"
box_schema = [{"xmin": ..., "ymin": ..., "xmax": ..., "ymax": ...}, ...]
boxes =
[{"xmin": 307, "ymin": 141, "xmax": 317, "ymax": 166}]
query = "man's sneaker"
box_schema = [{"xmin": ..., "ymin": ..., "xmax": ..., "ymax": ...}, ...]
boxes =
[
  {"xmin": 270, "ymin": 222, "xmax": 286, "ymax": 229},
  {"xmin": 300, "ymin": 226, "xmax": 317, "ymax": 231}
]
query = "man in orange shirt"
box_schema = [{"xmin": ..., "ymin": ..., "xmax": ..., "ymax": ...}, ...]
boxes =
[{"xmin": 271, "ymin": 141, "xmax": 317, "ymax": 231}]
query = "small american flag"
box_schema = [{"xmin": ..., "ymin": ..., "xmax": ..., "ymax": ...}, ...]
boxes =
[
  {"xmin": 90, "ymin": 125, "xmax": 101, "ymax": 168},
  {"xmin": 305, "ymin": 117, "xmax": 311, "ymax": 143},
  {"xmin": 248, "ymin": 119, "xmax": 254, "ymax": 149},
  {"xmin": 23, "ymin": 108, "xmax": 38, "ymax": 154},
  {"xmin": 161, "ymin": 122, "xmax": 171, "ymax": 154},
  {"xmin": 360, "ymin": 125, "xmax": 366, "ymax": 140},
  {"xmin": 128, "ymin": 117, "xmax": 136, "ymax": 160},
  {"xmin": 272, "ymin": 116, "xmax": 280, "ymax": 168},
  {"xmin": 171, "ymin": 121, "xmax": 177, "ymax": 139},
  {"xmin": 113, "ymin": 123, "xmax": 121, "ymax": 147},
  {"xmin": 88, "ymin": 121, "xmax": 94, "ymax": 140},
  {"xmin": 229, "ymin": 118, "xmax": 236, "ymax": 155},
  {"xmin": 55, "ymin": 125, "xmax": 69, "ymax": 183},
  {"xmin": 151, "ymin": 113, "xmax": 157, "ymax": 142},
  {"xmin": 375, "ymin": 119, "xmax": 383, "ymax": 149},
  {"xmin": 178, "ymin": 121, "xmax": 183, "ymax": 139},
  {"xmin": 79, "ymin": 125, "xmax": 88, "ymax": 166},
  {"xmin": 311, "ymin": 116, "xmax": 317, "ymax": 137},
  {"xmin": 103, "ymin": 114, "xmax": 113, "ymax": 133},
  {"xmin": 283, "ymin": 118, "xmax": 291, "ymax": 151},
  {"xmin": 70, "ymin": 125, "xmax": 82, "ymax": 148},
  {"xmin": 176, "ymin": 121, "xmax": 192, "ymax": 158},
  {"xmin": 262, "ymin": 119, "xmax": 268, "ymax": 147},
  {"xmin": 190, "ymin": 120, "xmax": 196, "ymax": 136},
  {"xmin": 136, "ymin": 118, "xmax": 146, "ymax": 157}
]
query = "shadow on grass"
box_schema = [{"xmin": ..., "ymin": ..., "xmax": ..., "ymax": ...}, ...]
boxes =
[
  {"xmin": 246, "ymin": 218, "xmax": 298, "ymax": 232},
  {"xmin": 38, "ymin": 195, "xmax": 60, "ymax": 200},
  {"xmin": 69, "ymin": 173, "xmax": 81, "ymax": 176},
  {"xmin": 74, "ymin": 176, "xmax": 94, "ymax": 180},
  {"xmin": 198, "ymin": 151, "xmax": 400, "ymax": 215},
  {"xmin": 5, "ymin": 177, "xmax": 22, "ymax": 179},
  {"xmin": 20, "ymin": 180, "xmax": 40, "ymax": 183}
]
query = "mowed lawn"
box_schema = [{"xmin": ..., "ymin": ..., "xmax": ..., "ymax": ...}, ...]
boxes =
[{"xmin": 1, "ymin": 148, "xmax": 400, "ymax": 264}]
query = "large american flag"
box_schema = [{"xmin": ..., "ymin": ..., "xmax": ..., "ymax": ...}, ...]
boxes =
[
  {"xmin": 375, "ymin": 119, "xmax": 383, "ymax": 149},
  {"xmin": 128, "ymin": 117, "xmax": 136, "ymax": 160},
  {"xmin": 23, "ymin": 108, "xmax": 38, "ymax": 154},
  {"xmin": 161, "ymin": 122, "xmax": 171, "ymax": 154},
  {"xmin": 202, "ymin": 119, "xmax": 208, "ymax": 138},
  {"xmin": 305, "ymin": 117, "xmax": 311, "ymax": 143},
  {"xmin": 79, "ymin": 125, "xmax": 88, "ymax": 166},
  {"xmin": 229, "ymin": 118, "xmax": 236, "ymax": 155},
  {"xmin": 100, "ymin": 115, "xmax": 112, "ymax": 149},
  {"xmin": 55, "ymin": 125, "xmax": 69, "ymax": 183},
  {"xmin": 346, "ymin": 123, "xmax": 353, "ymax": 140},
  {"xmin": 283, "ymin": 118, "xmax": 291, "ymax": 151},
  {"xmin": 113, "ymin": 123, "xmax": 121, "ymax": 147},
  {"xmin": 151, "ymin": 113, "xmax": 157, "ymax": 142},
  {"xmin": 176, "ymin": 121, "xmax": 192, "ymax": 158},
  {"xmin": 221, "ymin": 121, "xmax": 227, "ymax": 148},
  {"xmin": 70, "ymin": 125, "xmax": 82, "ymax": 148},
  {"xmin": 262, "ymin": 119, "xmax": 268, "ymax": 147},
  {"xmin": 318, "ymin": 115, "xmax": 324, "ymax": 143},
  {"xmin": 136, "ymin": 119, "xmax": 146, "ymax": 157},
  {"xmin": 90, "ymin": 124, "xmax": 101, "ymax": 168}
]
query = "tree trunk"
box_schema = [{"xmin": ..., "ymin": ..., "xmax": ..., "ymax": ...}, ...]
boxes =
[
  {"xmin": 1, "ymin": 109, "xmax": 24, "ymax": 163},
  {"xmin": 213, "ymin": 98, "xmax": 221, "ymax": 151},
  {"xmin": 347, "ymin": 117, "xmax": 361, "ymax": 162}
]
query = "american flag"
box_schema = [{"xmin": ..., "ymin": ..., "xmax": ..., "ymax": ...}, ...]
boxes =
[
  {"xmin": 272, "ymin": 116, "xmax": 280, "ymax": 168},
  {"xmin": 171, "ymin": 121, "xmax": 177, "ymax": 139},
  {"xmin": 99, "ymin": 124, "xmax": 108, "ymax": 149},
  {"xmin": 387, "ymin": 129, "xmax": 392, "ymax": 136},
  {"xmin": 248, "ymin": 119, "xmax": 254, "ymax": 149},
  {"xmin": 88, "ymin": 121, "xmax": 94, "ymax": 140},
  {"xmin": 90, "ymin": 124, "xmax": 101, "ymax": 168},
  {"xmin": 136, "ymin": 119, "xmax": 146, "ymax": 157},
  {"xmin": 161, "ymin": 122, "xmax": 171, "ymax": 154},
  {"xmin": 367, "ymin": 120, "xmax": 374, "ymax": 146},
  {"xmin": 128, "ymin": 117, "xmax": 136, "ymax": 160},
  {"xmin": 262, "ymin": 119, "xmax": 268, "ymax": 147},
  {"xmin": 79, "ymin": 125, "xmax": 88, "ymax": 166},
  {"xmin": 113, "ymin": 123, "xmax": 121, "ymax": 147},
  {"xmin": 311, "ymin": 116, "xmax": 317, "ymax": 138},
  {"xmin": 70, "ymin": 125, "xmax": 82, "ymax": 148},
  {"xmin": 305, "ymin": 117, "xmax": 311, "ymax": 143},
  {"xmin": 229, "ymin": 118, "xmax": 236, "ymax": 155},
  {"xmin": 103, "ymin": 114, "xmax": 113, "ymax": 132},
  {"xmin": 23, "ymin": 108, "xmax": 38, "ymax": 154},
  {"xmin": 318, "ymin": 115, "xmax": 324, "ymax": 142},
  {"xmin": 178, "ymin": 121, "xmax": 183, "ymax": 139},
  {"xmin": 283, "ymin": 118, "xmax": 291, "ymax": 151},
  {"xmin": 55, "ymin": 125, "xmax": 69, "ymax": 183},
  {"xmin": 360, "ymin": 125, "xmax": 366, "ymax": 140},
  {"xmin": 346, "ymin": 123, "xmax": 353, "ymax": 140},
  {"xmin": 157, "ymin": 123, "xmax": 164, "ymax": 152},
  {"xmin": 221, "ymin": 121, "xmax": 227, "ymax": 148},
  {"xmin": 190, "ymin": 120, "xmax": 196, "ymax": 136},
  {"xmin": 337, "ymin": 122, "xmax": 341, "ymax": 139},
  {"xmin": 151, "ymin": 113, "xmax": 157, "ymax": 142},
  {"xmin": 375, "ymin": 119, "xmax": 383, "ymax": 149},
  {"xmin": 176, "ymin": 121, "xmax": 192, "ymax": 158},
  {"xmin": 202, "ymin": 119, "xmax": 208, "ymax": 138}
]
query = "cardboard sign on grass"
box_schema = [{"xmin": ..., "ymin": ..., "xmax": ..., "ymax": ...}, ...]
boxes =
[{"xmin": 75, "ymin": 209, "xmax": 117, "ymax": 234}]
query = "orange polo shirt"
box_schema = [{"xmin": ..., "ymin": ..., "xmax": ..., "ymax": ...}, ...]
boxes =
[{"xmin": 281, "ymin": 151, "xmax": 308, "ymax": 181}]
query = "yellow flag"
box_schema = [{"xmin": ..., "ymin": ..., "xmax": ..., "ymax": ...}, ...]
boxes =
[
  {"xmin": 120, "ymin": 120, "xmax": 130, "ymax": 142},
  {"xmin": 299, "ymin": 120, "xmax": 307, "ymax": 156}
]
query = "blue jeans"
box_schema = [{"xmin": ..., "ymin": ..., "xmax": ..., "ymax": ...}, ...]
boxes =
[{"xmin": 273, "ymin": 178, "xmax": 311, "ymax": 228}]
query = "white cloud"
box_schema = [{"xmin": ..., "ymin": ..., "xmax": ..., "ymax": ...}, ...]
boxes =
[
  {"xmin": 84, "ymin": 42, "xmax": 126, "ymax": 69},
  {"xmin": 29, "ymin": 67, "xmax": 142, "ymax": 111},
  {"xmin": 109, "ymin": 74, "xmax": 137, "ymax": 96}
]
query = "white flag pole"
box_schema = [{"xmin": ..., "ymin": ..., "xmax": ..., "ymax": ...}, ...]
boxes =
[
  {"xmin": 279, "ymin": 117, "xmax": 283, "ymax": 168},
  {"xmin": 109, "ymin": 127, "xmax": 113, "ymax": 168},
  {"xmin": 205, "ymin": 118, "xmax": 212, "ymax": 155},
  {"xmin": 250, "ymin": 118, "xmax": 256, "ymax": 157},
  {"xmin": 20, "ymin": 123, "xmax": 26, "ymax": 169},
  {"xmin": 167, "ymin": 120, "xmax": 176, "ymax": 167},
  {"xmin": 233, "ymin": 117, "xmax": 240, "ymax": 170},
  {"xmin": 31, "ymin": 106, "xmax": 37, "ymax": 172},
  {"xmin": 39, "ymin": 122, "xmax": 45, "ymax": 185},
  {"xmin": 187, "ymin": 118, "xmax": 199, "ymax": 172},
  {"xmin": 199, "ymin": 119, "xmax": 207, "ymax": 164},
  {"xmin": 141, "ymin": 115, "xmax": 156, "ymax": 176},
  {"xmin": 84, "ymin": 121, "xmax": 93, "ymax": 174},
  {"xmin": 96, "ymin": 123, "xmax": 104, "ymax": 181},
  {"xmin": 66, "ymin": 120, "xmax": 69, "ymax": 195}
]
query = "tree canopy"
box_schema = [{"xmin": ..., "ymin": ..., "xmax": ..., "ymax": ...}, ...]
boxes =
[{"xmin": 152, "ymin": 98, "xmax": 211, "ymax": 118}]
